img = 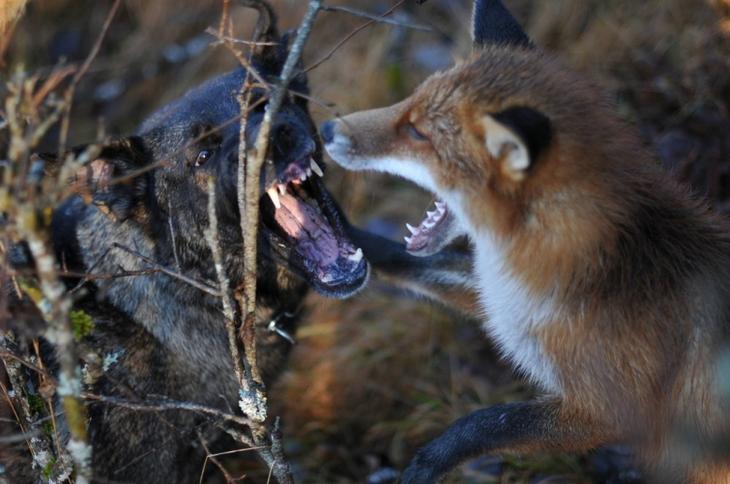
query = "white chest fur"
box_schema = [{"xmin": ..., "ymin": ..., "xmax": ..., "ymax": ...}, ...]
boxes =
[{"xmin": 473, "ymin": 233, "xmax": 562, "ymax": 393}]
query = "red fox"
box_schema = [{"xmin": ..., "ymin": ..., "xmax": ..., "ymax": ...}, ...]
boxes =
[{"xmin": 323, "ymin": 0, "xmax": 730, "ymax": 482}]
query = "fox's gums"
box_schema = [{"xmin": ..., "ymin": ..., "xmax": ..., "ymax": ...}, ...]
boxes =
[{"xmin": 324, "ymin": 0, "xmax": 730, "ymax": 482}]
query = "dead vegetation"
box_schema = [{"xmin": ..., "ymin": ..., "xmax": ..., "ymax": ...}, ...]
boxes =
[{"xmin": 1, "ymin": 0, "xmax": 729, "ymax": 483}]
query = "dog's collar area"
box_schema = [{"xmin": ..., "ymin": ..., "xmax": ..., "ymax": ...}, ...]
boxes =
[{"xmin": 261, "ymin": 307, "xmax": 300, "ymax": 345}]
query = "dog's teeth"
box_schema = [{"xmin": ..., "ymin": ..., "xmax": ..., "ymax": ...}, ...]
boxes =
[
  {"xmin": 348, "ymin": 248, "xmax": 363, "ymax": 263},
  {"xmin": 426, "ymin": 210, "xmax": 437, "ymax": 218},
  {"xmin": 404, "ymin": 235, "xmax": 413, "ymax": 244},
  {"xmin": 278, "ymin": 184, "xmax": 287, "ymax": 195},
  {"xmin": 300, "ymin": 172, "xmax": 308, "ymax": 181},
  {"xmin": 435, "ymin": 200, "xmax": 445, "ymax": 209},
  {"xmin": 406, "ymin": 223, "xmax": 418, "ymax": 234},
  {"xmin": 306, "ymin": 168, "xmax": 312, "ymax": 178},
  {"xmin": 423, "ymin": 220, "xmax": 435, "ymax": 229},
  {"xmin": 267, "ymin": 187, "xmax": 281, "ymax": 209},
  {"xmin": 310, "ymin": 159, "xmax": 324, "ymax": 177}
]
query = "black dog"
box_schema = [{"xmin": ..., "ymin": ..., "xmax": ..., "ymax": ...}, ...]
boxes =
[{"xmin": 4, "ymin": 2, "xmax": 369, "ymax": 482}]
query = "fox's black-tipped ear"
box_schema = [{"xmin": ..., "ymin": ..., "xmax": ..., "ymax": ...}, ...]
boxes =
[
  {"xmin": 483, "ymin": 106, "xmax": 551, "ymax": 180},
  {"xmin": 472, "ymin": 0, "xmax": 532, "ymax": 48}
]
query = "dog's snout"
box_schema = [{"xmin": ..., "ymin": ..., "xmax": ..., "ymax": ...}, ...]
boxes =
[
  {"xmin": 320, "ymin": 120, "xmax": 335, "ymax": 144},
  {"xmin": 273, "ymin": 122, "xmax": 292, "ymax": 140}
]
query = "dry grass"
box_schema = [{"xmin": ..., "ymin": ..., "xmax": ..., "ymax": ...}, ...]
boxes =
[{"xmin": 2, "ymin": 0, "xmax": 729, "ymax": 482}]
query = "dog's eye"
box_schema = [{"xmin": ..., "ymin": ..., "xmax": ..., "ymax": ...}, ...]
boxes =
[
  {"xmin": 407, "ymin": 123, "xmax": 428, "ymax": 141},
  {"xmin": 194, "ymin": 150, "xmax": 212, "ymax": 167}
]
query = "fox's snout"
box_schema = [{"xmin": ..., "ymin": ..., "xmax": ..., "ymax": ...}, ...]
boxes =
[{"xmin": 321, "ymin": 119, "xmax": 357, "ymax": 170}]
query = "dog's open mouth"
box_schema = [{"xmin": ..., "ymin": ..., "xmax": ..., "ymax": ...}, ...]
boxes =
[
  {"xmin": 261, "ymin": 156, "xmax": 368, "ymax": 298},
  {"xmin": 403, "ymin": 197, "xmax": 459, "ymax": 257}
]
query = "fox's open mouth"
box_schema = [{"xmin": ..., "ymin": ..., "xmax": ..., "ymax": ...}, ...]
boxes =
[
  {"xmin": 260, "ymin": 156, "xmax": 368, "ymax": 298},
  {"xmin": 403, "ymin": 197, "xmax": 459, "ymax": 257}
]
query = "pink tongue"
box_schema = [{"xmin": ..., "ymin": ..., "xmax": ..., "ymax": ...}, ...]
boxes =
[{"xmin": 273, "ymin": 191, "xmax": 339, "ymax": 266}]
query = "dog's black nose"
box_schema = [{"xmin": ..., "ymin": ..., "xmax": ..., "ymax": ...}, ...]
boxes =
[{"xmin": 320, "ymin": 120, "xmax": 335, "ymax": 144}]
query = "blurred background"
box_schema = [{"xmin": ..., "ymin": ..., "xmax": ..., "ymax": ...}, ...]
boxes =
[{"xmin": 4, "ymin": 0, "xmax": 730, "ymax": 482}]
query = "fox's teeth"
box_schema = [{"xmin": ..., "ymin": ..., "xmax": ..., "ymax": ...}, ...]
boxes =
[
  {"xmin": 347, "ymin": 248, "xmax": 363, "ymax": 263},
  {"xmin": 406, "ymin": 223, "xmax": 418, "ymax": 234},
  {"xmin": 310, "ymin": 159, "xmax": 324, "ymax": 177},
  {"xmin": 267, "ymin": 187, "xmax": 281, "ymax": 209},
  {"xmin": 278, "ymin": 184, "xmax": 287, "ymax": 195}
]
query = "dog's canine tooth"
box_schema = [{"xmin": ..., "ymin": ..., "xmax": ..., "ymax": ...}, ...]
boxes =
[
  {"xmin": 267, "ymin": 187, "xmax": 281, "ymax": 209},
  {"xmin": 347, "ymin": 248, "xmax": 363, "ymax": 263},
  {"xmin": 310, "ymin": 159, "xmax": 324, "ymax": 177},
  {"xmin": 406, "ymin": 223, "xmax": 418, "ymax": 234}
]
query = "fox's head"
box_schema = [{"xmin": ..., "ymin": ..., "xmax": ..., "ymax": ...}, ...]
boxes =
[{"xmin": 323, "ymin": 0, "xmax": 644, "ymax": 257}]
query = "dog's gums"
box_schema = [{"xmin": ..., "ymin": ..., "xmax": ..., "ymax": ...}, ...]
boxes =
[{"xmin": 261, "ymin": 157, "xmax": 367, "ymax": 297}]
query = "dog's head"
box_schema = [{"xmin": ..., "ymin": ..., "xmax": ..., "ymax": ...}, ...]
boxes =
[{"xmin": 54, "ymin": 2, "xmax": 368, "ymax": 299}]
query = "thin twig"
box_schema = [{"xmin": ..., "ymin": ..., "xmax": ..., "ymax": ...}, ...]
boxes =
[
  {"xmin": 207, "ymin": 29, "xmax": 280, "ymax": 46},
  {"xmin": 82, "ymin": 393, "xmax": 254, "ymax": 427},
  {"xmin": 112, "ymin": 243, "xmax": 222, "ymax": 297},
  {"xmin": 321, "ymin": 4, "xmax": 431, "ymax": 31},
  {"xmin": 241, "ymin": 0, "xmax": 322, "ymax": 400},
  {"xmin": 198, "ymin": 432, "xmax": 261, "ymax": 484},
  {"xmin": 304, "ymin": 0, "xmax": 407, "ymax": 73},
  {"xmin": 234, "ymin": 3, "xmax": 323, "ymax": 482},
  {"xmin": 203, "ymin": 177, "xmax": 248, "ymax": 403},
  {"xmin": 58, "ymin": 0, "xmax": 121, "ymax": 155}
]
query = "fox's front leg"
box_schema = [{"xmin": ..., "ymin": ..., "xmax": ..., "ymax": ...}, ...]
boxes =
[{"xmin": 401, "ymin": 398, "xmax": 612, "ymax": 483}]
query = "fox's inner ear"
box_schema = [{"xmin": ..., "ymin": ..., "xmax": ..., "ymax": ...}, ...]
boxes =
[
  {"xmin": 483, "ymin": 106, "xmax": 551, "ymax": 180},
  {"xmin": 471, "ymin": 0, "xmax": 532, "ymax": 48}
]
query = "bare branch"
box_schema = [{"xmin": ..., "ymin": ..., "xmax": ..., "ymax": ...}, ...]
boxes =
[
  {"xmin": 111, "ymin": 243, "xmax": 222, "ymax": 297},
  {"xmin": 81, "ymin": 393, "xmax": 254, "ymax": 428},
  {"xmin": 304, "ymin": 0, "xmax": 407, "ymax": 74},
  {"xmin": 58, "ymin": 0, "xmax": 121, "ymax": 155},
  {"xmin": 203, "ymin": 177, "xmax": 249, "ymax": 410},
  {"xmin": 240, "ymin": 0, "xmax": 322, "ymax": 394},
  {"xmin": 321, "ymin": 4, "xmax": 432, "ymax": 31}
]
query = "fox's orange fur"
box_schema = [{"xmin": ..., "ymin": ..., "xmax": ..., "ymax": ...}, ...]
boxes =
[{"xmin": 325, "ymin": 34, "xmax": 730, "ymax": 484}]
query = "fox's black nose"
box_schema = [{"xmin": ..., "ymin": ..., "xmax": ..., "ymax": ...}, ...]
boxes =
[{"xmin": 320, "ymin": 120, "xmax": 335, "ymax": 144}]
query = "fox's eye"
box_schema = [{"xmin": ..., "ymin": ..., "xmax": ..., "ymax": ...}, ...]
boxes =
[
  {"xmin": 194, "ymin": 149, "xmax": 212, "ymax": 167},
  {"xmin": 407, "ymin": 123, "xmax": 428, "ymax": 141}
]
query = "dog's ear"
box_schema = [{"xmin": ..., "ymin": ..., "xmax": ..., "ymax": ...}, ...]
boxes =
[
  {"xmin": 482, "ymin": 106, "xmax": 551, "ymax": 181},
  {"xmin": 241, "ymin": 0, "xmax": 281, "ymax": 67},
  {"xmin": 472, "ymin": 0, "xmax": 532, "ymax": 48},
  {"xmin": 68, "ymin": 136, "xmax": 150, "ymax": 221}
]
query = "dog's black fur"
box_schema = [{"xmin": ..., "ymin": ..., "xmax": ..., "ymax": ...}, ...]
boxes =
[{"xmin": 2, "ymin": 3, "xmax": 371, "ymax": 482}]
